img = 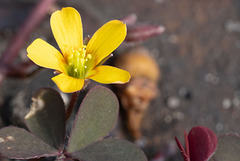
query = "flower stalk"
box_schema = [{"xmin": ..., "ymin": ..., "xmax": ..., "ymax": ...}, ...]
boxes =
[{"xmin": 65, "ymin": 91, "xmax": 80, "ymax": 121}]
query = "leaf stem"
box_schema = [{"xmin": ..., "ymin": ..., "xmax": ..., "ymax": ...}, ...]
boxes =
[
  {"xmin": 184, "ymin": 130, "xmax": 190, "ymax": 160},
  {"xmin": 175, "ymin": 136, "xmax": 190, "ymax": 161},
  {"xmin": 65, "ymin": 91, "xmax": 80, "ymax": 121}
]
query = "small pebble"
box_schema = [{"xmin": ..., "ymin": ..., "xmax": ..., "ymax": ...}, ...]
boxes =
[
  {"xmin": 172, "ymin": 111, "xmax": 184, "ymax": 120},
  {"xmin": 168, "ymin": 34, "xmax": 178, "ymax": 44},
  {"xmin": 225, "ymin": 20, "xmax": 240, "ymax": 33},
  {"xmin": 164, "ymin": 115, "xmax": 172, "ymax": 123},
  {"xmin": 135, "ymin": 138, "xmax": 146, "ymax": 148},
  {"xmin": 232, "ymin": 98, "xmax": 240, "ymax": 108},
  {"xmin": 167, "ymin": 96, "xmax": 180, "ymax": 109},
  {"xmin": 178, "ymin": 87, "xmax": 192, "ymax": 100},
  {"xmin": 204, "ymin": 73, "xmax": 219, "ymax": 85},
  {"xmin": 222, "ymin": 98, "xmax": 232, "ymax": 109}
]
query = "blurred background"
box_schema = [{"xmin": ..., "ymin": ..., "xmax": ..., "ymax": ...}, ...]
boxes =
[{"xmin": 0, "ymin": 0, "xmax": 240, "ymax": 160}]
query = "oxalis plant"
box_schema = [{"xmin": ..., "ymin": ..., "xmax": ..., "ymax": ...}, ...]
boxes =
[
  {"xmin": 0, "ymin": 86, "xmax": 147, "ymax": 161},
  {"xmin": 175, "ymin": 126, "xmax": 240, "ymax": 161},
  {"xmin": 0, "ymin": 6, "xmax": 147, "ymax": 161}
]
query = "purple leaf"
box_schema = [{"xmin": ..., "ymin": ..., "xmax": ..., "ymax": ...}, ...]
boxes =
[
  {"xmin": 25, "ymin": 88, "xmax": 65, "ymax": 150},
  {"xmin": 67, "ymin": 86, "xmax": 119, "ymax": 153},
  {"xmin": 0, "ymin": 126, "xmax": 59, "ymax": 159},
  {"xmin": 70, "ymin": 138, "xmax": 147, "ymax": 161},
  {"xmin": 188, "ymin": 126, "xmax": 217, "ymax": 161}
]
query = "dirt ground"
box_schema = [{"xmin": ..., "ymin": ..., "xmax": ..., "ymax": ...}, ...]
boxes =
[{"xmin": 0, "ymin": 0, "xmax": 240, "ymax": 160}]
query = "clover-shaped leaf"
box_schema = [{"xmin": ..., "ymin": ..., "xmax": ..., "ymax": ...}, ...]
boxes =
[
  {"xmin": 67, "ymin": 86, "xmax": 119, "ymax": 153},
  {"xmin": 25, "ymin": 88, "xmax": 65, "ymax": 150},
  {"xmin": 0, "ymin": 86, "xmax": 147, "ymax": 161},
  {"xmin": 188, "ymin": 126, "xmax": 217, "ymax": 161},
  {"xmin": 175, "ymin": 126, "xmax": 217, "ymax": 161},
  {"xmin": 0, "ymin": 126, "xmax": 59, "ymax": 159},
  {"xmin": 70, "ymin": 138, "xmax": 147, "ymax": 161}
]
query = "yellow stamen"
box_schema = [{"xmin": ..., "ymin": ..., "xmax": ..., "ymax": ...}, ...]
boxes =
[{"xmin": 67, "ymin": 47, "xmax": 92, "ymax": 79}]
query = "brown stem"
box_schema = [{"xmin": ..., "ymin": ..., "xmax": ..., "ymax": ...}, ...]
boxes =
[
  {"xmin": 125, "ymin": 24, "xmax": 165, "ymax": 43},
  {"xmin": 0, "ymin": 0, "xmax": 56, "ymax": 84},
  {"xmin": 65, "ymin": 91, "xmax": 80, "ymax": 121},
  {"xmin": 0, "ymin": 0, "xmax": 56, "ymax": 64},
  {"xmin": 175, "ymin": 136, "xmax": 190, "ymax": 161}
]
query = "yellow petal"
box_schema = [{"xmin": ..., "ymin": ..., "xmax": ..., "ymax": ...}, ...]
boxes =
[
  {"xmin": 27, "ymin": 38, "xmax": 65, "ymax": 72},
  {"xmin": 86, "ymin": 20, "xmax": 127, "ymax": 67},
  {"xmin": 87, "ymin": 65, "xmax": 130, "ymax": 84},
  {"xmin": 52, "ymin": 73, "xmax": 84, "ymax": 93},
  {"xmin": 50, "ymin": 7, "xmax": 83, "ymax": 58}
]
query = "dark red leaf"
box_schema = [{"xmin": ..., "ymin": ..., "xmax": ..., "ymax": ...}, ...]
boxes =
[{"xmin": 188, "ymin": 126, "xmax": 217, "ymax": 161}]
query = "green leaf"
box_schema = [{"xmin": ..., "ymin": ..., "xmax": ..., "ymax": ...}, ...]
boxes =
[
  {"xmin": 212, "ymin": 133, "xmax": 240, "ymax": 161},
  {"xmin": 70, "ymin": 138, "xmax": 147, "ymax": 161},
  {"xmin": 24, "ymin": 88, "xmax": 65, "ymax": 150},
  {"xmin": 0, "ymin": 126, "xmax": 59, "ymax": 159},
  {"xmin": 67, "ymin": 86, "xmax": 119, "ymax": 153}
]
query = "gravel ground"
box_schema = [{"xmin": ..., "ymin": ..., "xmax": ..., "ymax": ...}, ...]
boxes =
[{"xmin": 0, "ymin": 0, "xmax": 240, "ymax": 160}]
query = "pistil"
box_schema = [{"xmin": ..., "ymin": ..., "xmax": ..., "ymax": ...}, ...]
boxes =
[{"xmin": 67, "ymin": 46, "xmax": 92, "ymax": 78}]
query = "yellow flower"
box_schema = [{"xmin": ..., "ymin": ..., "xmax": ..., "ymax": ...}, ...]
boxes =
[{"xmin": 27, "ymin": 7, "xmax": 130, "ymax": 93}]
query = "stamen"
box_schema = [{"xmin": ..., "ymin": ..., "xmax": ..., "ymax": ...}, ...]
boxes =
[
  {"xmin": 67, "ymin": 47, "xmax": 91, "ymax": 79},
  {"xmin": 80, "ymin": 58, "xmax": 85, "ymax": 64},
  {"xmin": 87, "ymin": 54, "xmax": 92, "ymax": 59}
]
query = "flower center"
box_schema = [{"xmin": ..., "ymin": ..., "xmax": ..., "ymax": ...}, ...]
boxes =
[{"xmin": 67, "ymin": 45, "xmax": 92, "ymax": 79}]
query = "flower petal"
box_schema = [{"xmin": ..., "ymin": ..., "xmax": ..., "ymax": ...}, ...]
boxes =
[
  {"xmin": 52, "ymin": 73, "xmax": 85, "ymax": 93},
  {"xmin": 86, "ymin": 20, "xmax": 127, "ymax": 67},
  {"xmin": 87, "ymin": 65, "xmax": 130, "ymax": 84},
  {"xmin": 27, "ymin": 38, "xmax": 65, "ymax": 72},
  {"xmin": 50, "ymin": 7, "xmax": 83, "ymax": 58}
]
